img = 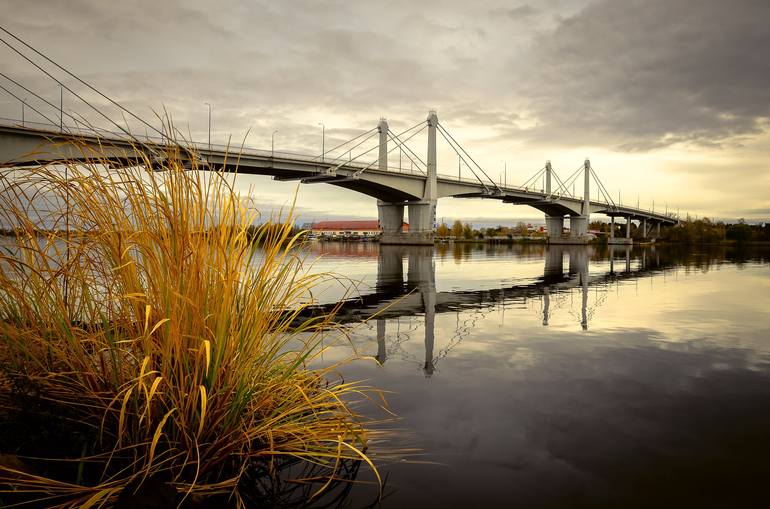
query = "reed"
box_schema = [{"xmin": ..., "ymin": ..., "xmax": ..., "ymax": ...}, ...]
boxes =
[{"xmin": 0, "ymin": 137, "xmax": 383, "ymax": 507}]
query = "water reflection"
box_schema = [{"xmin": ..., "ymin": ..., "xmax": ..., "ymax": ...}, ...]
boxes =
[
  {"xmin": 312, "ymin": 243, "xmax": 682, "ymax": 377},
  {"xmin": 304, "ymin": 242, "xmax": 770, "ymax": 508}
]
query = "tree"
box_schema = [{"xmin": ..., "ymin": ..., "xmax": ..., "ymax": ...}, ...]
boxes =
[
  {"xmin": 436, "ymin": 223, "xmax": 450, "ymax": 237},
  {"xmin": 726, "ymin": 219, "xmax": 752, "ymax": 243},
  {"xmin": 513, "ymin": 221, "xmax": 528, "ymax": 236},
  {"xmin": 462, "ymin": 223, "xmax": 473, "ymax": 239},
  {"xmin": 451, "ymin": 220, "xmax": 463, "ymax": 239}
]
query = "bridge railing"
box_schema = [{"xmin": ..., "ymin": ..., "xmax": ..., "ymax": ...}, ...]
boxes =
[
  {"xmin": 1, "ymin": 117, "xmax": 680, "ymax": 222},
  {"xmin": 0, "ymin": 116, "xmax": 433, "ymax": 176}
]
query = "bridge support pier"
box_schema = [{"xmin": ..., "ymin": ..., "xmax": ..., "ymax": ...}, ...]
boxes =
[
  {"xmin": 380, "ymin": 110, "xmax": 438, "ymax": 246},
  {"xmin": 608, "ymin": 215, "xmax": 632, "ymax": 244},
  {"xmin": 570, "ymin": 215, "xmax": 588, "ymax": 236},
  {"xmin": 545, "ymin": 215, "xmax": 564, "ymax": 241},
  {"xmin": 547, "ymin": 160, "xmax": 594, "ymax": 245},
  {"xmin": 610, "ymin": 216, "xmax": 615, "ymax": 240}
]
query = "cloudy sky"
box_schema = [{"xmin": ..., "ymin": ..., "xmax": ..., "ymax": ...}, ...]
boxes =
[{"xmin": 1, "ymin": 0, "xmax": 769, "ymax": 224}]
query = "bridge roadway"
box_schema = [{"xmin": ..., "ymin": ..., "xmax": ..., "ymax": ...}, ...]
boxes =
[
  {"xmin": 299, "ymin": 245, "xmax": 671, "ymax": 375},
  {"xmin": 0, "ymin": 115, "xmax": 678, "ymax": 245}
]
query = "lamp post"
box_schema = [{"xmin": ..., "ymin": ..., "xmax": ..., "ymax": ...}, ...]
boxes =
[
  {"xmin": 318, "ymin": 122, "xmax": 325, "ymax": 162},
  {"xmin": 271, "ymin": 129, "xmax": 278, "ymax": 157},
  {"xmin": 204, "ymin": 102, "xmax": 211, "ymax": 151},
  {"xmin": 21, "ymin": 97, "xmax": 26, "ymax": 126},
  {"xmin": 501, "ymin": 161, "xmax": 507, "ymax": 188}
]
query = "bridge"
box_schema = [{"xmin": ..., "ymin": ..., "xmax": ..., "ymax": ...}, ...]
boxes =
[
  {"xmin": 0, "ymin": 27, "xmax": 678, "ymax": 245},
  {"xmin": 0, "ymin": 116, "xmax": 678, "ymax": 246}
]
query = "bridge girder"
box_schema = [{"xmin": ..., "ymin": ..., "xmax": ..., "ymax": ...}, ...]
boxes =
[{"xmin": 0, "ymin": 124, "xmax": 678, "ymax": 226}]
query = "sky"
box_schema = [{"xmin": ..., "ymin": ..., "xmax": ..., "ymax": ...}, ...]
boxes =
[{"xmin": 1, "ymin": 0, "xmax": 769, "ymax": 225}]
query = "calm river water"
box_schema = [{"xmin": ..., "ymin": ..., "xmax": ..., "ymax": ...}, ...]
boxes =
[{"xmin": 300, "ymin": 241, "xmax": 770, "ymax": 508}]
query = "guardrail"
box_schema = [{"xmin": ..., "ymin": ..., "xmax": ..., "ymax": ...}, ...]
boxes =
[{"xmin": 0, "ymin": 117, "xmax": 679, "ymax": 222}]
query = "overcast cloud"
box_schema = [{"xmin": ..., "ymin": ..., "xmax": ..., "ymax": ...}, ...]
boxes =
[{"xmin": 1, "ymin": 0, "xmax": 768, "ymax": 222}]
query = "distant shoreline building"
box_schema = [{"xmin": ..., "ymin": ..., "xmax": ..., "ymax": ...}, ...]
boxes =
[{"xmin": 309, "ymin": 220, "xmax": 409, "ymax": 239}]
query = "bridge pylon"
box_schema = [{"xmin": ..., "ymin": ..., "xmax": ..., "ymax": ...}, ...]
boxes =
[
  {"xmin": 547, "ymin": 159, "xmax": 594, "ymax": 245},
  {"xmin": 381, "ymin": 111, "xmax": 437, "ymax": 246}
]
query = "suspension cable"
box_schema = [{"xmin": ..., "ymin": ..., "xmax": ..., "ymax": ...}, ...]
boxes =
[
  {"xmin": 437, "ymin": 122, "xmax": 501, "ymax": 193},
  {"xmin": 0, "ymin": 32, "xmax": 163, "ymax": 157},
  {"xmin": 435, "ymin": 127, "xmax": 487, "ymax": 189},
  {"xmin": 0, "ymin": 26, "xmax": 164, "ymax": 139},
  {"xmin": 355, "ymin": 123, "xmax": 428, "ymax": 176},
  {"xmin": 520, "ymin": 166, "xmax": 546, "ymax": 190},
  {"xmin": 316, "ymin": 126, "xmax": 378, "ymax": 161},
  {"xmin": 387, "ymin": 120, "xmax": 428, "ymax": 171},
  {"xmin": 386, "ymin": 132, "xmax": 425, "ymax": 174},
  {"xmin": 321, "ymin": 128, "xmax": 379, "ymax": 166},
  {"xmin": 0, "ymin": 79, "xmax": 60, "ymax": 127}
]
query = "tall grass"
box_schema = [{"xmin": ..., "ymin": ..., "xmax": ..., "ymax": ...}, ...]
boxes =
[{"xmin": 0, "ymin": 139, "xmax": 384, "ymax": 507}]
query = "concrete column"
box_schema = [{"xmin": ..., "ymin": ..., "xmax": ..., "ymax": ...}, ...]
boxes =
[
  {"xmin": 397, "ymin": 111, "xmax": 438, "ymax": 245},
  {"xmin": 545, "ymin": 215, "xmax": 564, "ymax": 242},
  {"xmin": 425, "ymin": 111, "xmax": 438, "ymax": 203},
  {"xmin": 610, "ymin": 216, "xmax": 615, "ymax": 239},
  {"xmin": 570, "ymin": 215, "xmax": 588, "ymax": 236},
  {"xmin": 656, "ymin": 222, "xmax": 660, "ymax": 238},
  {"xmin": 642, "ymin": 219, "xmax": 647, "ymax": 238},
  {"xmin": 545, "ymin": 160, "xmax": 552, "ymax": 195},
  {"xmin": 377, "ymin": 118, "xmax": 388, "ymax": 171},
  {"xmin": 378, "ymin": 201, "xmax": 404, "ymax": 234},
  {"xmin": 583, "ymin": 159, "xmax": 590, "ymax": 216},
  {"xmin": 625, "ymin": 216, "xmax": 632, "ymax": 238}
]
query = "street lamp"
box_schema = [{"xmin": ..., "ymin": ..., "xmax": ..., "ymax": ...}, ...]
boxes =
[
  {"xmin": 318, "ymin": 122, "xmax": 325, "ymax": 162},
  {"xmin": 501, "ymin": 161, "xmax": 507, "ymax": 188},
  {"xmin": 271, "ymin": 129, "xmax": 278, "ymax": 157},
  {"xmin": 21, "ymin": 97, "xmax": 26, "ymax": 126},
  {"xmin": 204, "ymin": 102, "xmax": 212, "ymax": 151}
]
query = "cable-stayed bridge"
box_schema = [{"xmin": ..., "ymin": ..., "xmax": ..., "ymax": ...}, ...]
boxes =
[{"xmin": 0, "ymin": 26, "xmax": 678, "ymax": 245}]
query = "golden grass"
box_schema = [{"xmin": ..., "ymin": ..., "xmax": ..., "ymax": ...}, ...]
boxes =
[{"xmin": 0, "ymin": 138, "xmax": 386, "ymax": 507}]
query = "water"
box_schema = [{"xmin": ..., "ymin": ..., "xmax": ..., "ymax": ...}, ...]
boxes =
[{"xmin": 302, "ymin": 242, "xmax": 770, "ymax": 508}]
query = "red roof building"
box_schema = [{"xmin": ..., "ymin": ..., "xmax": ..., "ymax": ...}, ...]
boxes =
[{"xmin": 310, "ymin": 220, "xmax": 409, "ymax": 237}]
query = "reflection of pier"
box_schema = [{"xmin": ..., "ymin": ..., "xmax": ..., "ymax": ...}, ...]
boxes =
[{"xmin": 308, "ymin": 244, "xmax": 673, "ymax": 376}]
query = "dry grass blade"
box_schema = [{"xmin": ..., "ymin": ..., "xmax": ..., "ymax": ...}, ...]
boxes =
[{"xmin": 0, "ymin": 130, "xmax": 389, "ymax": 507}]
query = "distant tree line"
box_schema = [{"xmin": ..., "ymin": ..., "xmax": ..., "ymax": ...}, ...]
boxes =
[
  {"xmin": 435, "ymin": 220, "xmax": 544, "ymax": 241},
  {"xmin": 660, "ymin": 218, "xmax": 769, "ymax": 244}
]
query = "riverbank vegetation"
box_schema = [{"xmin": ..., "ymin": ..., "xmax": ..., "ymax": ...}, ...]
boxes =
[
  {"xmin": 659, "ymin": 218, "xmax": 770, "ymax": 244},
  {"xmin": 0, "ymin": 145, "xmax": 383, "ymax": 506},
  {"xmin": 435, "ymin": 220, "xmax": 546, "ymax": 242}
]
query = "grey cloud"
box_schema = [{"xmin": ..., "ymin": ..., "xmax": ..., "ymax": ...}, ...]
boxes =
[
  {"xmin": 515, "ymin": 0, "xmax": 770, "ymax": 150},
  {"xmin": 492, "ymin": 5, "xmax": 538, "ymax": 20}
]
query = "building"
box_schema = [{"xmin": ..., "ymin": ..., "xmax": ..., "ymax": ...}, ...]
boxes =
[{"xmin": 310, "ymin": 220, "xmax": 409, "ymax": 239}]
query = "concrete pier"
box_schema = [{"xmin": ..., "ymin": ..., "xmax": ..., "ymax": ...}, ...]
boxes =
[{"xmin": 380, "ymin": 111, "xmax": 437, "ymax": 246}]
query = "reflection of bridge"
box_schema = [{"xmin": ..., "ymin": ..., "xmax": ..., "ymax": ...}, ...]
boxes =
[{"xmin": 307, "ymin": 245, "xmax": 671, "ymax": 377}]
